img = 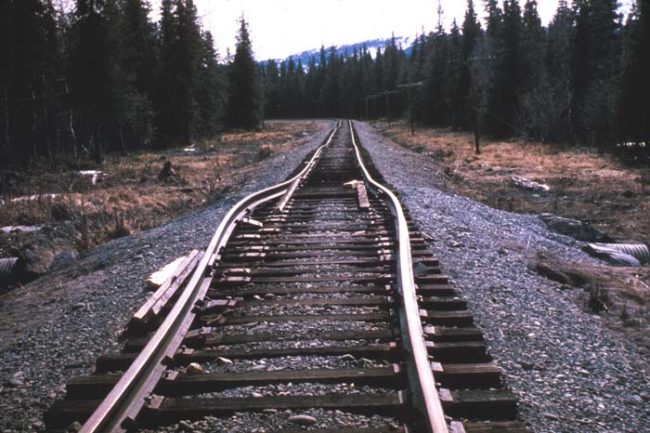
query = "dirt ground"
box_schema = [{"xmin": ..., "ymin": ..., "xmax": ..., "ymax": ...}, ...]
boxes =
[
  {"xmin": 0, "ymin": 120, "xmax": 326, "ymax": 288},
  {"xmin": 374, "ymin": 120, "xmax": 649, "ymax": 349}
]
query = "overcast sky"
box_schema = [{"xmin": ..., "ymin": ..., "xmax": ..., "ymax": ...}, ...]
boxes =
[{"xmin": 151, "ymin": 0, "xmax": 634, "ymax": 61}]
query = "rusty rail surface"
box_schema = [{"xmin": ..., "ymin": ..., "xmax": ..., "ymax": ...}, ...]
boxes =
[
  {"xmin": 349, "ymin": 120, "xmax": 449, "ymax": 433},
  {"xmin": 78, "ymin": 125, "xmax": 339, "ymax": 433},
  {"xmin": 44, "ymin": 119, "xmax": 532, "ymax": 433}
]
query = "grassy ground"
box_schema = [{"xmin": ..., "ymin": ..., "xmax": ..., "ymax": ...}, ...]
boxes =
[
  {"xmin": 0, "ymin": 120, "xmax": 326, "ymax": 268},
  {"xmin": 375, "ymin": 120, "xmax": 649, "ymax": 243},
  {"xmin": 375, "ymin": 120, "xmax": 649, "ymax": 349}
]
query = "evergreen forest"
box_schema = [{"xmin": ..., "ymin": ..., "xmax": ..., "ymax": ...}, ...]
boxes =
[{"xmin": 1, "ymin": 0, "xmax": 648, "ymax": 167}]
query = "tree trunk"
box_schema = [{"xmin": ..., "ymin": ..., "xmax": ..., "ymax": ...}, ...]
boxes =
[
  {"xmin": 474, "ymin": 112, "xmax": 481, "ymax": 155},
  {"xmin": 2, "ymin": 85, "xmax": 10, "ymax": 153}
]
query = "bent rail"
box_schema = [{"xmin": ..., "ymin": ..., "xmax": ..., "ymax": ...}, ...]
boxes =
[
  {"xmin": 348, "ymin": 120, "xmax": 449, "ymax": 433},
  {"xmin": 79, "ymin": 124, "xmax": 339, "ymax": 433}
]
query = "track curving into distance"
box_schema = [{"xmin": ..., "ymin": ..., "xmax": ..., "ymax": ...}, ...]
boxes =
[{"xmin": 46, "ymin": 121, "xmax": 531, "ymax": 433}]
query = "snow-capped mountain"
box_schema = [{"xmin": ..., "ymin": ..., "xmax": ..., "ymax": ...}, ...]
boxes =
[{"xmin": 263, "ymin": 36, "xmax": 413, "ymax": 67}]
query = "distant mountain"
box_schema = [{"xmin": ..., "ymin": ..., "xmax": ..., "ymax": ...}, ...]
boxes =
[{"xmin": 262, "ymin": 36, "xmax": 414, "ymax": 67}]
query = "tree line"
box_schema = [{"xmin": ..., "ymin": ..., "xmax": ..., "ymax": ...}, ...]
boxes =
[
  {"xmin": 2, "ymin": 0, "xmax": 648, "ymax": 167},
  {"xmin": 262, "ymin": 0, "xmax": 649, "ymax": 164},
  {"xmin": 0, "ymin": 0, "xmax": 260, "ymax": 166}
]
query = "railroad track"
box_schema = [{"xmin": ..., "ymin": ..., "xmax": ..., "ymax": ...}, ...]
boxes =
[{"xmin": 45, "ymin": 121, "xmax": 531, "ymax": 433}]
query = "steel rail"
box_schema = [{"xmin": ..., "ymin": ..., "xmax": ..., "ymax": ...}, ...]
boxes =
[
  {"xmin": 348, "ymin": 120, "xmax": 449, "ymax": 433},
  {"xmin": 79, "ymin": 124, "xmax": 338, "ymax": 433},
  {"xmin": 276, "ymin": 121, "xmax": 340, "ymax": 211}
]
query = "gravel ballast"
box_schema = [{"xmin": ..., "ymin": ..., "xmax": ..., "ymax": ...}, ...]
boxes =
[
  {"xmin": 0, "ymin": 122, "xmax": 334, "ymax": 432},
  {"xmin": 354, "ymin": 121, "xmax": 649, "ymax": 433},
  {"xmin": 2, "ymin": 119, "xmax": 647, "ymax": 433}
]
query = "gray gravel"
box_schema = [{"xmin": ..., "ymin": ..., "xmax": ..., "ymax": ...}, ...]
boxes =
[
  {"xmin": 354, "ymin": 121, "xmax": 650, "ymax": 433},
  {"xmin": 215, "ymin": 319, "xmax": 389, "ymax": 336},
  {"xmin": 0, "ymin": 121, "xmax": 335, "ymax": 433},
  {"xmin": 179, "ymin": 382, "xmax": 391, "ymax": 399},
  {"xmin": 138, "ymin": 410, "xmax": 402, "ymax": 433},
  {"xmin": 198, "ymin": 355, "xmax": 391, "ymax": 374},
  {"xmin": 206, "ymin": 339, "xmax": 384, "ymax": 354}
]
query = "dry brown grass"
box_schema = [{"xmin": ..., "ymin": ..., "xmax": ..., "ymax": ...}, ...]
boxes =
[
  {"xmin": 375, "ymin": 120, "xmax": 650, "ymax": 349},
  {"xmin": 376, "ymin": 120, "xmax": 650, "ymax": 244},
  {"xmin": 0, "ymin": 120, "xmax": 326, "ymax": 259}
]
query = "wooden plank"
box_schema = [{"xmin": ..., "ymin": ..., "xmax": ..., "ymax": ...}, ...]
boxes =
[
  {"xmin": 356, "ymin": 183, "xmax": 371, "ymax": 209},
  {"xmin": 148, "ymin": 393, "xmax": 406, "ymax": 423},
  {"xmin": 67, "ymin": 366, "xmax": 403, "ymax": 399},
  {"xmin": 421, "ymin": 310, "xmax": 473, "ymax": 327},
  {"xmin": 223, "ymin": 249, "xmax": 390, "ymax": 259},
  {"xmin": 210, "ymin": 285, "xmax": 390, "ymax": 296},
  {"xmin": 96, "ymin": 353, "xmax": 137, "ymax": 373},
  {"xmin": 120, "ymin": 330, "xmax": 393, "ymax": 352},
  {"xmin": 462, "ymin": 421, "xmax": 531, "ymax": 433},
  {"xmin": 214, "ymin": 267, "xmax": 394, "ymax": 277},
  {"xmin": 175, "ymin": 343, "xmax": 400, "ymax": 362},
  {"xmin": 237, "ymin": 274, "xmax": 395, "ymax": 285},
  {"xmin": 160, "ymin": 366, "xmax": 402, "ymax": 395},
  {"xmin": 241, "ymin": 296, "xmax": 391, "ymax": 308},
  {"xmin": 424, "ymin": 326, "xmax": 484, "ymax": 342},
  {"xmin": 199, "ymin": 313, "xmax": 391, "ymax": 326},
  {"xmin": 275, "ymin": 428, "xmax": 406, "ymax": 433},
  {"xmin": 416, "ymin": 284, "xmax": 456, "ymax": 296},
  {"xmin": 427, "ymin": 342, "xmax": 491, "ymax": 363},
  {"xmin": 440, "ymin": 389, "xmax": 518, "ymax": 421},
  {"xmin": 202, "ymin": 329, "xmax": 394, "ymax": 347},
  {"xmin": 128, "ymin": 250, "xmax": 202, "ymax": 331},
  {"xmin": 220, "ymin": 258, "xmax": 389, "ymax": 268},
  {"xmin": 415, "ymin": 275, "xmax": 450, "ymax": 285},
  {"xmin": 433, "ymin": 363, "xmax": 502, "ymax": 389},
  {"xmin": 420, "ymin": 296, "xmax": 467, "ymax": 310}
]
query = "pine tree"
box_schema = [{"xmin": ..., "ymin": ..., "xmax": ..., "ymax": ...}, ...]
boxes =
[
  {"xmin": 155, "ymin": 0, "xmax": 177, "ymax": 144},
  {"xmin": 0, "ymin": 0, "xmax": 12, "ymax": 160},
  {"xmin": 0, "ymin": 0, "xmax": 65, "ymax": 163},
  {"xmin": 321, "ymin": 46, "xmax": 341, "ymax": 116},
  {"xmin": 484, "ymin": 0, "xmax": 523, "ymax": 137},
  {"xmin": 424, "ymin": 10, "xmax": 452, "ymax": 126},
  {"xmin": 545, "ymin": 0, "xmax": 574, "ymax": 141},
  {"xmin": 262, "ymin": 60, "xmax": 280, "ymax": 118},
  {"xmin": 68, "ymin": 0, "xmax": 113, "ymax": 162},
  {"xmin": 193, "ymin": 31, "xmax": 226, "ymax": 138},
  {"xmin": 227, "ymin": 16, "xmax": 263, "ymax": 129},
  {"xmin": 458, "ymin": 0, "xmax": 481, "ymax": 129},
  {"xmin": 618, "ymin": 0, "xmax": 650, "ymax": 159},
  {"xmin": 446, "ymin": 20, "xmax": 463, "ymax": 128},
  {"xmin": 571, "ymin": 0, "xmax": 621, "ymax": 145},
  {"xmin": 156, "ymin": 0, "xmax": 214, "ymax": 144},
  {"xmin": 119, "ymin": 0, "xmax": 157, "ymax": 148},
  {"xmin": 518, "ymin": 0, "xmax": 551, "ymax": 139}
]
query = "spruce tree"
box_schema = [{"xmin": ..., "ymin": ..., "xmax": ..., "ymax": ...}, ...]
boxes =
[
  {"xmin": 572, "ymin": 0, "xmax": 621, "ymax": 145},
  {"xmin": 227, "ymin": 16, "xmax": 263, "ymax": 129},
  {"xmin": 193, "ymin": 31, "xmax": 226, "ymax": 138},
  {"xmin": 446, "ymin": 20, "xmax": 463, "ymax": 128},
  {"xmin": 69, "ymin": 0, "xmax": 113, "ymax": 162},
  {"xmin": 262, "ymin": 60, "xmax": 280, "ymax": 118},
  {"xmin": 120, "ymin": 0, "xmax": 157, "ymax": 148},
  {"xmin": 518, "ymin": 0, "xmax": 550, "ymax": 139},
  {"xmin": 484, "ymin": 0, "xmax": 522, "ymax": 137},
  {"xmin": 424, "ymin": 11, "xmax": 452, "ymax": 126},
  {"xmin": 0, "ymin": 0, "xmax": 12, "ymax": 159},
  {"xmin": 458, "ymin": 0, "xmax": 481, "ymax": 129},
  {"xmin": 321, "ymin": 46, "xmax": 341, "ymax": 116},
  {"xmin": 546, "ymin": 0, "xmax": 574, "ymax": 141},
  {"xmin": 618, "ymin": 0, "xmax": 650, "ymax": 158}
]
